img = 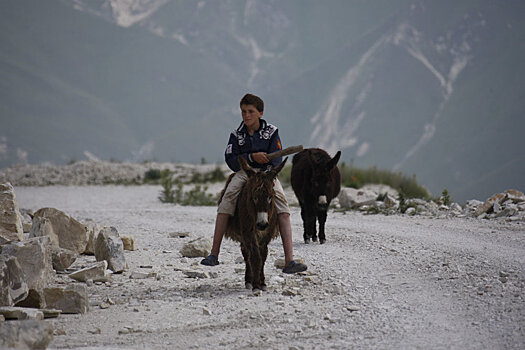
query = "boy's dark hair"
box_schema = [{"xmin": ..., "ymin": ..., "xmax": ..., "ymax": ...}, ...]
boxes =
[{"xmin": 240, "ymin": 93, "xmax": 264, "ymax": 113}]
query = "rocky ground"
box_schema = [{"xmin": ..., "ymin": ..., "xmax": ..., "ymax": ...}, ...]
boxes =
[{"xmin": 12, "ymin": 184, "xmax": 525, "ymax": 350}]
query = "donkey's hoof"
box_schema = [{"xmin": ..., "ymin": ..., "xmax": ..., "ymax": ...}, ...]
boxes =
[
  {"xmin": 304, "ymin": 238, "xmax": 310, "ymax": 244},
  {"xmin": 320, "ymin": 238, "xmax": 326, "ymax": 244},
  {"xmin": 312, "ymin": 236, "xmax": 318, "ymax": 242}
]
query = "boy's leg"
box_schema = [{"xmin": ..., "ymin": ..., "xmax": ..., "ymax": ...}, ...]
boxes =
[
  {"xmin": 210, "ymin": 213, "xmax": 229, "ymax": 257},
  {"xmin": 274, "ymin": 179, "xmax": 307, "ymax": 273},
  {"xmin": 202, "ymin": 171, "xmax": 247, "ymax": 266},
  {"xmin": 278, "ymin": 212, "xmax": 294, "ymax": 265},
  {"xmin": 278, "ymin": 213, "xmax": 307, "ymax": 273}
]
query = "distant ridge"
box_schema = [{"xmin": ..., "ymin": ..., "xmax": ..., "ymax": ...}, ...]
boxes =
[{"xmin": 1, "ymin": 0, "xmax": 524, "ymax": 202}]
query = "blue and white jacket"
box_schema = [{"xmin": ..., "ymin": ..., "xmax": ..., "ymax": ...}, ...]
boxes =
[{"xmin": 224, "ymin": 119, "xmax": 283, "ymax": 172}]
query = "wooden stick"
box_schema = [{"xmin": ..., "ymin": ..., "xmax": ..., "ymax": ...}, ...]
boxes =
[{"xmin": 266, "ymin": 145, "xmax": 304, "ymax": 160}]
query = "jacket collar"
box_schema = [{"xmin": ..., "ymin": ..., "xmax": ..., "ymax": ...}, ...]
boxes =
[{"xmin": 237, "ymin": 119, "xmax": 267, "ymax": 134}]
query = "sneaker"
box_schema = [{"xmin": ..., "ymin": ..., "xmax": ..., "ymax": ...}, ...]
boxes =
[
  {"xmin": 200, "ymin": 254, "xmax": 219, "ymax": 266},
  {"xmin": 282, "ymin": 260, "xmax": 307, "ymax": 274}
]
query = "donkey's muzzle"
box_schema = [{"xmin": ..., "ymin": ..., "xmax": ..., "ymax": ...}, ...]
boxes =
[
  {"xmin": 256, "ymin": 212, "xmax": 269, "ymax": 231},
  {"xmin": 256, "ymin": 222, "xmax": 269, "ymax": 231},
  {"xmin": 317, "ymin": 195, "xmax": 328, "ymax": 211}
]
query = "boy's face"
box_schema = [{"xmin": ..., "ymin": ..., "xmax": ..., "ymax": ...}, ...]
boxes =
[{"xmin": 241, "ymin": 103, "xmax": 263, "ymax": 131}]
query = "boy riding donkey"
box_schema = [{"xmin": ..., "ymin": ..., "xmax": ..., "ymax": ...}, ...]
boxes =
[{"xmin": 201, "ymin": 93, "xmax": 307, "ymax": 274}]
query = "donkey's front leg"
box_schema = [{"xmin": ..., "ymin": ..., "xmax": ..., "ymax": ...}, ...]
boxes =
[
  {"xmin": 248, "ymin": 241, "xmax": 262, "ymax": 290},
  {"xmin": 259, "ymin": 244, "xmax": 269, "ymax": 291},
  {"xmin": 241, "ymin": 244, "xmax": 252, "ymax": 289},
  {"xmin": 301, "ymin": 204, "xmax": 317, "ymax": 243},
  {"xmin": 317, "ymin": 209, "xmax": 328, "ymax": 244}
]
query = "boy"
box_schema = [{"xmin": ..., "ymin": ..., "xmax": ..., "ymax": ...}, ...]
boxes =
[{"xmin": 201, "ymin": 93, "xmax": 307, "ymax": 274}]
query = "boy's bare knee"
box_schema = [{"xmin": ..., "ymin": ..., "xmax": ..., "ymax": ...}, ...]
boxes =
[{"xmin": 278, "ymin": 212, "xmax": 290, "ymax": 219}]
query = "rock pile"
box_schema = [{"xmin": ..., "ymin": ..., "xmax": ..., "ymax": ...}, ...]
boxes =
[
  {"xmin": 0, "ymin": 182, "xmax": 136, "ymax": 349},
  {"xmin": 337, "ymin": 186, "xmax": 525, "ymax": 221},
  {"xmin": 0, "ymin": 160, "xmax": 229, "ymax": 186}
]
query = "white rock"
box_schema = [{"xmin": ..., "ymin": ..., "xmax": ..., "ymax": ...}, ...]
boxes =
[
  {"xmin": 30, "ymin": 207, "xmax": 89, "ymax": 254},
  {"xmin": 179, "ymin": 236, "xmax": 212, "ymax": 258},
  {"xmin": 0, "ymin": 255, "xmax": 28, "ymax": 306},
  {"xmin": 338, "ymin": 187, "xmax": 377, "ymax": 209},
  {"xmin": 69, "ymin": 261, "xmax": 110, "ymax": 282},
  {"xmin": 95, "ymin": 226, "xmax": 126, "ymax": 273},
  {"xmin": 0, "ymin": 182, "xmax": 24, "ymax": 243}
]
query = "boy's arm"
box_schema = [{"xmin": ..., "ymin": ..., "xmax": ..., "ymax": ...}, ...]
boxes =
[
  {"xmin": 267, "ymin": 129, "xmax": 283, "ymax": 168},
  {"xmin": 224, "ymin": 132, "xmax": 249, "ymax": 172}
]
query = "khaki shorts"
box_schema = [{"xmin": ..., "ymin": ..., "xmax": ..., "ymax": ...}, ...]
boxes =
[{"xmin": 217, "ymin": 170, "xmax": 290, "ymax": 215}]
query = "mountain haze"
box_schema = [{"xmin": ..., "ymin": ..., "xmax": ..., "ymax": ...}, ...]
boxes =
[{"xmin": 1, "ymin": 0, "xmax": 524, "ymax": 202}]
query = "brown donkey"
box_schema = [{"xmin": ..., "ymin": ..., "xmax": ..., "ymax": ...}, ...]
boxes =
[{"xmin": 219, "ymin": 156, "xmax": 287, "ymax": 291}]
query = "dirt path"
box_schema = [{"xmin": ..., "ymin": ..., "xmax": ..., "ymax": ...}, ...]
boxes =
[{"xmin": 15, "ymin": 185, "xmax": 525, "ymax": 350}]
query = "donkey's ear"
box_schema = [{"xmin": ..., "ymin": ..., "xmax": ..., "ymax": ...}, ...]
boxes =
[
  {"xmin": 238, "ymin": 156, "xmax": 256, "ymax": 176},
  {"xmin": 328, "ymin": 151, "xmax": 341, "ymax": 170},
  {"xmin": 269, "ymin": 157, "xmax": 287, "ymax": 178}
]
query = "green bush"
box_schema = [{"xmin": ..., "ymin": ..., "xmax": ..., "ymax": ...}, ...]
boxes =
[
  {"xmin": 441, "ymin": 188, "xmax": 451, "ymax": 206},
  {"xmin": 339, "ymin": 162, "xmax": 430, "ymax": 199},
  {"xmin": 159, "ymin": 174, "xmax": 175, "ymax": 203},
  {"xmin": 144, "ymin": 168, "xmax": 162, "ymax": 183},
  {"xmin": 190, "ymin": 166, "xmax": 226, "ymax": 184},
  {"xmin": 280, "ymin": 161, "xmax": 430, "ymax": 199},
  {"xmin": 178, "ymin": 184, "xmax": 216, "ymax": 206},
  {"xmin": 159, "ymin": 170, "xmax": 216, "ymax": 206}
]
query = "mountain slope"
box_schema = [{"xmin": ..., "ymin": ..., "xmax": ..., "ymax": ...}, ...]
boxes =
[{"xmin": 1, "ymin": 0, "xmax": 524, "ymax": 202}]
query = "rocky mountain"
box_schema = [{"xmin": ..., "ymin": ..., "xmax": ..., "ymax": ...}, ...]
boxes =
[{"xmin": 1, "ymin": 0, "xmax": 524, "ymax": 202}]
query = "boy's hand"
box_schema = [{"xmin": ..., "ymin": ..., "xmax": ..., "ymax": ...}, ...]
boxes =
[{"xmin": 252, "ymin": 152, "xmax": 269, "ymax": 164}]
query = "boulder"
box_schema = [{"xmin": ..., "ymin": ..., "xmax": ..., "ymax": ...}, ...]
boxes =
[
  {"xmin": 1, "ymin": 237, "xmax": 53, "ymax": 308},
  {"xmin": 0, "ymin": 320, "xmax": 54, "ymax": 350},
  {"xmin": 405, "ymin": 207, "xmax": 416, "ymax": 215},
  {"xmin": 41, "ymin": 309, "xmax": 61, "ymax": 319},
  {"xmin": 44, "ymin": 284, "xmax": 89, "ymax": 314},
  {"xmin": 0, "ymin": 182, "xmax": 24, "ymax": 244},
  {"xmin": 94, "ymin": 227, "xmax": 126, "ymax": 273},
  {"xmin": 51, "ymin": 247, "xmax": 77, "ymax": 272},
  {"xmin": 464, "ymin": 199, "xmax": 484, "ymax": 215},
  {"xmin": 180, "ymin": 236, "xmax": 212, "ymax": 258},
  {"xmin": 504, "ymin": 189, "xmax": 525, "ymax": 203},
  {"xmin": 361, "ymin": 184, "xmax": 399, "ymax": 198},
  {"xmin": 68, "ymin": 261, "xmax": 110, "ymax": 282},
  {"xmin": 83, "ymin": 222, "xmax": 102, "ymax": 255},
  {"xmin": 0, "ymin": 255, "xmax": 28, "ymax": 306},
  {"xmin": 383, "ymin": 193, "xmax": 398, "ymax": 208},
  {"xmin": 474, "ymin": 193, "xmax": 508, "ymax": 216},
  {"xmin": 0, "ymin": 306, "xmax": 44, "ymax": 320},
  {"xmin": 129, "ymin": 270, "xmax": 157, "ymax": 279},
  {"xmin": 495, "ymin": 206, "xmax": 518, "ymax": 218},
  {"xmin": 338, "ymin": 188, "xmax": 377, "ymax": 209},
  {"xmin": 121, "ymin": 235, "xmax": 137, "ymax": 251},
  {"xmin": 19, "ymin": 209, "xmax": 34, "ymax": 233},
  {"xmin": 29, "ymin": 208, "xmax": 88, "ymax": 254}
]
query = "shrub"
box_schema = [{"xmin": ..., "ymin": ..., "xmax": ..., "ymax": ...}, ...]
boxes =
[
  {"xmin": 159, "ymin": 174, "xmax": 175, "ymax": 203},
  {"xmin": 144, "ymin": 168, "xmax": 162, "ymax": 183},
  {"xmin": 178, "ymin": 185, "xmax": 216, "ymax": 206},
  {"xmin": 189, "ymin": 166, "xmax": 227, "ymax": 184},
  {"xmin": 441, "ymin": 188, "xmax": 451, "ymax": 206},
  {"xmin": 397, "ymin": 192, "xmax": 417, "ymax": 213},
  {"xmin": 159, "ymin": 170, "xmax": 216, "ymax": 206},
  {"xmin": 339, "ymin": 162, "xmax": 430, "ymax": 199},
  {"xmin": 280, "ymin": 161, "xmax": 429, "ymax": 199}
]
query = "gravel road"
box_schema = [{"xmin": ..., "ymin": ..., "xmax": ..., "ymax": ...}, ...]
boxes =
[{"xmin": 14, "ymin": 185, "xmax": 525, "ymax": 350}]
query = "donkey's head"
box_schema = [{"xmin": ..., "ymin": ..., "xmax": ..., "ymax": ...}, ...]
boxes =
[
  {"xmin": 239, "ymin": 156, "xmax": 287, "ymax": 231},
  {"xmin": 308, "ymin": 150, "xmax": 341, "ymax": 211}
]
